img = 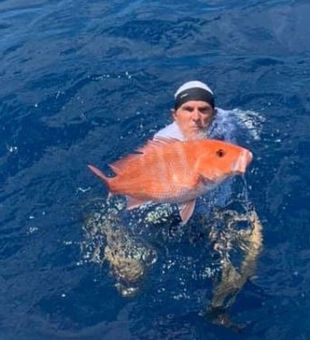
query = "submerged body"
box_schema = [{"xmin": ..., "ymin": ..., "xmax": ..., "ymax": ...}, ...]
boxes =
[{"xmin": 88, "ymin": 138, "xmax": 253, "ymax": 224}]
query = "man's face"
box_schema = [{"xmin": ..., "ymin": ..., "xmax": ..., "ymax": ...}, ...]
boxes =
[{"xmin": 172, "ymin": 100, "xmax": 215, "ymax": 140}]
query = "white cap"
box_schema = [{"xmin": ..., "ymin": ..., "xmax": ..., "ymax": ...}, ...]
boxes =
[{"xmin": 174, "ymin": 80, "xmax": 213, "ymax": 98}]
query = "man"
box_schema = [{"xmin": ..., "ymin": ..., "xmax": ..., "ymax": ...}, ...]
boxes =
[
  {"xmin": 154, "ymin": 80, "xmax": 263, "ymax": 329},
  {"xmin": 155, "ymin": 80, "xmax": 233, "ymax": 211},
  {"xmin": 154, "ymin": 80, "xmax": 216, "ymax": 141}
]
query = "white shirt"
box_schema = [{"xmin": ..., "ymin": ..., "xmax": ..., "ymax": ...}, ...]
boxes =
[
  {"xmin": 153, "ymin": 108, "xmax": 235, "ymax": 142},
  {"xmin": 153, "ymin": 121, "xmax": 186, "ymax": 140}
]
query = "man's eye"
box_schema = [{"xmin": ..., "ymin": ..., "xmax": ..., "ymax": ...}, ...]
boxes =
[{"xmin": 200, "ymin": 108, "xmax": 212, "ymax": 115}]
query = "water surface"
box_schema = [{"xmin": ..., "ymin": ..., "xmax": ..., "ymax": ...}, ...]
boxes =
[{"xmin": 1, "ymin": 0, "xmax": 310, "ymax": 339}]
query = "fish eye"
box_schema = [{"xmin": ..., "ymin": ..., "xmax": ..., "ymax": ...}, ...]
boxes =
[{"xmin": 216, "ymin": 149, "xmax": 226, "ymax": 158}]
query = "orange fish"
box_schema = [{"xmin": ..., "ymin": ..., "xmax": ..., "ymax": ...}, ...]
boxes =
[{"xmin": 88, "ymin": 138, "xmax": 253, "ymax": 224}]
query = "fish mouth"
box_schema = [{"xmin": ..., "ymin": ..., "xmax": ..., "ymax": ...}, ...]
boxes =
[{"xmin": 233, "ymin": 149, "xmax": 253, "ymax": 174}]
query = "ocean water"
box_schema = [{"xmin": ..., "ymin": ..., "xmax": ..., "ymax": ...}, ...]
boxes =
[{"xmin": 1, "ymin": 0, "xmax": 310, "ymax": 339}]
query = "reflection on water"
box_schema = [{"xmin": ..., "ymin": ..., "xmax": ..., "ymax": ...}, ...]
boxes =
[
  {"xmin": 82, "ymin": 194, "xmax": 263, "ymax": 329},
  {"xmin": 82, "ymin": 198, "xmax": 158, "ymax": 297},
  {"xmin": 205, "ymin": 207, "xmax": 263, "ymax": 331}
]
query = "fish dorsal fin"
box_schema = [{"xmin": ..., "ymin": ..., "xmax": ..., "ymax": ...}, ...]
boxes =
[
  {"xmin": 137, "ymin": 137, "xmax": 181, "ymax": 153},
  {"xmin": 110, "ymin": 138, "xmax": 181, "ymax": 174},
  {"xmin": 178, "ymin": 200, "xmax": 196, "ymax": 225},
  {"xmin": 126, "ymin": 195, "xmax": 148, "ymax": 210},
  {"xmin": 109, "ymin": 163, "xmax": 122, "ymax": 175},
  {"xmin": 110, "ymin": 154, "xmax": 141, "ymax": 175},
  {"xmin": 152, "ymin": 137, "xmax": 180, "ymax": 143}
]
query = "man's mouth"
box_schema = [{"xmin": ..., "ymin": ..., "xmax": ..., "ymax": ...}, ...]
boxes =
[{"xmin": 191, "ymin": 124, "xmax": 203, "ymax": 130}]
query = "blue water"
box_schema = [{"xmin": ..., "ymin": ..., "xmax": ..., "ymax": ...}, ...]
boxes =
[{"xmin": 1, "ymin": 0, "xmax": 310, "ymax": 339}]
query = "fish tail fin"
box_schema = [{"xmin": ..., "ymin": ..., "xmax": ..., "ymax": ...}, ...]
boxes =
[{"xmin": 88, "ymin": 164, "xmax": 111, "ymax": 191}]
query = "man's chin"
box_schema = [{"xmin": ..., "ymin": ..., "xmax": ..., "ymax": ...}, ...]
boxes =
[{"xmin": 187, "ymin": 129, "xmax": 207, "ymax": 140}]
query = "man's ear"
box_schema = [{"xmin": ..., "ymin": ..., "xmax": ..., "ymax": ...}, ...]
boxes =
[{"xmin": 171, "ymin": 108, "xmax": 177, "ymax": 120}]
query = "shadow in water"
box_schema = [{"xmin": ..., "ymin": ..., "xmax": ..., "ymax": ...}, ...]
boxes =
[
  {"xmin": 82, "ymin": 197, "xmax": 263, "ymax": 331},
  {"xmin": 205, "ymin": 207, "xmax": 263, "ymax": 332}
]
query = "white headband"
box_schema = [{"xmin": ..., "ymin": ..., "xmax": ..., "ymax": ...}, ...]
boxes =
[{"xmin": 174, "ymin": 80, "xmax": 213, "ymax": 98}]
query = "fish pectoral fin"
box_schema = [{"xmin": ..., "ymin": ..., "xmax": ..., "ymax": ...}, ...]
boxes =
[
  {"xmin": 198, "ymin": 174, "xmax": 216, "ymax": 186},
  {"xmin": 126, "ymin": 196, "xmax": 148, "ymax": 210},
  {"xmin": 178, "ymin": 200, "xmax": 196, "ymax": 225}
]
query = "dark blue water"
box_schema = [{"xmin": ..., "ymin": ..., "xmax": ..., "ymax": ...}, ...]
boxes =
[{"xmin": 1, "ymin": 0, "xmax": 310, "ymax": 339}]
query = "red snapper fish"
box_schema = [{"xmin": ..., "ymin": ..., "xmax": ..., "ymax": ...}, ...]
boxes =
[{"xmin": 88, "ymin": 138, "xmax": 253, "ymax": 224}]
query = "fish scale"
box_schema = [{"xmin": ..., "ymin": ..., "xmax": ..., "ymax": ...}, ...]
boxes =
[{"xmin": 88, "ymin": 138, "xmax": 253, "ymax": 224}]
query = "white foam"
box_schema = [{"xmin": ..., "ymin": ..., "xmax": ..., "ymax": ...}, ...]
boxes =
[
  {"xmin": 209, "ymin": 107, "xmax": 265, "ymax": 142},
  {"xmin": 232, "ymin": 108, "xmax": 265, "ymax": 141}
]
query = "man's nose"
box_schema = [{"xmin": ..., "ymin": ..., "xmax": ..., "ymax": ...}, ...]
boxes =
[{"xmin": 192, "ymin": 109, "xmax": 200, "ymax": 120}]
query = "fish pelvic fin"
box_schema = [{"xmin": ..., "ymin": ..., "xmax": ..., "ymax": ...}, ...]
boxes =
[
  {"xmin": 88, "ymin": 164, "xmax": 111, "ymax": 191},
  {"xmin": 198, "ymin": 174, "xmax": 217, "ymax": 187},
  {"xmin": 178, "ymin": 199, "xmax": 196, "ymax": 225},
  {"xmin": 126, "ymin": 195, "xmax": 149, "ymax": 210}
]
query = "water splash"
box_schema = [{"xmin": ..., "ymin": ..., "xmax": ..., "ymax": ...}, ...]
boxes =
[
  {"xmin": 234, "ymin": 108, "xmax": 265, "ymax": 141},
  {"xmin": 209, "ymin": 107, "xmax": 265, "ymax": 142}
]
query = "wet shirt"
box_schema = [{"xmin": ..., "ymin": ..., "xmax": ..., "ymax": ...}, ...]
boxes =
[
  {"xmin": 153, "ymin": 108, "xmax": 229, "ymax": 141},
  {"xmin": 153, "ymin": 121, "xmax": 186, "ymax": 140}
]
